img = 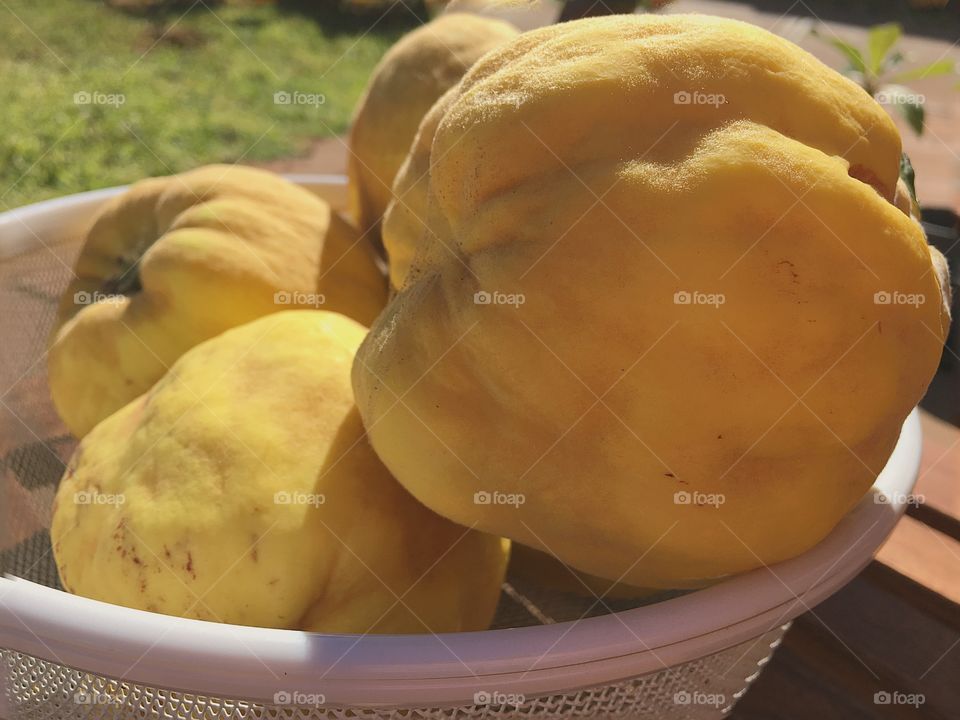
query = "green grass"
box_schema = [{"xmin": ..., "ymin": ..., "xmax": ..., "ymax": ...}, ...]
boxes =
[{"xmin": 0, "ymin": 0, "xmax": 424, "ymax": 210}]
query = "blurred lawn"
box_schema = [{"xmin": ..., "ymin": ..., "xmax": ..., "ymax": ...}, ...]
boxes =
[{"xmin": 0, "ymin": 1, "xmax": 419, "ymax": 209}]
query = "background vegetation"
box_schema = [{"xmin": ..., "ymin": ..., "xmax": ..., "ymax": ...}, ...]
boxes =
[{"xmin": 0, "ymin": 0, "xmax": 422, "ymax": 209}]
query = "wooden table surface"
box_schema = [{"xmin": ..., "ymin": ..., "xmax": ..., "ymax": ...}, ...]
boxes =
[{"xmin": 732, "ymin": 410, "xmax": 960, "ymax": 720}]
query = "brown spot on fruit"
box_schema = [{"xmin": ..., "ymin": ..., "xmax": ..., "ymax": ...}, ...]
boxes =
[
  {"xmin": 250, "ymin": 534, "xmax": 262, "ymax": 563},
  {"xmin": 776, "ymin": 259, "xmax": 799, "ymax": 283}
]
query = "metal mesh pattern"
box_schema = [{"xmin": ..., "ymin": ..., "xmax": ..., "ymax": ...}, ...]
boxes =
[
  {"xmin": 1, "ymin": 235, "xmax": 79, "ymax": 594},
  {"xmin": 2, "ymin": 623, "xmax": 787, "ymax": 719},
  {"xmin": 0, "ymin": 191, "xmax": 786, "ymax": 719}
]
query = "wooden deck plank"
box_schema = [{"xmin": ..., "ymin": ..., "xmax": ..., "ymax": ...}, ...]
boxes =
[
  {"xmin": 733, "ymin": 563, "xmax": 960, "ymax": 719},
  {"xmin": 912, "ymin": 411, "xmax": 960, "ymax": 541},
  {"xmin": 876, "ymin": 515, "xmax": 960, "ymax": 605},
  {"xmin": 917, "ymin": 411, "xmax": 959, "ymax": 518}
]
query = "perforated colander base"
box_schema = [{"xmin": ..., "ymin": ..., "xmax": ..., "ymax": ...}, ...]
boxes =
[{"xmin": 2, "ymin": 622, "xmax": 787, "ymax": 719}]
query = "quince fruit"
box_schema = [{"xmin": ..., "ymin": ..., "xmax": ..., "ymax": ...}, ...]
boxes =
[
  {"xmin": 49, "ymin": 165, "xmax": 387, "ymax": 438},
  {"xmin": 347, "ymin": 13, "xmax": 517, "ymax": 237},
  {"xmin": 353, "ymin": 15, "xmax": 951, "ymax": 589},
  {"xmin": 51, "ymin": 311, "xmax": 508, "ymax": 633},
  {"xmin": 382, "ymin": 84, "xmax": 458, "ymax": 289}
]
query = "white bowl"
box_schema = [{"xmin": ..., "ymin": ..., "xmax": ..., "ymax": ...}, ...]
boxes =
[{"xmin": 0, "ymin": 177, "xmax": 921, "ymax": 718}]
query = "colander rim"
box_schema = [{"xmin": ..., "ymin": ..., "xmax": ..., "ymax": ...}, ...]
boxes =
[{"xmin": 0, "ymin": 178, "xmax": 922, "ymax": 705}]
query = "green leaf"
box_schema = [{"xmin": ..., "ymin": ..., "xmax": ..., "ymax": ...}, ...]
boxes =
[
  {"xmin": 899, "ymin": 152, "xmax": 918, "ymax": 205},
  {"xmin": 830, "ymin": 39, "xmax": 868, "ymax": 75},
  {"xmin": 891, "ymin": 59, "xmax": 956, "ymax": 82},
  {"xmin": 886, "ymin": 50, "xmax": 905, "ymax": 71},
  {"xmin": 867, "ymin": 23, "xmax": 901, "ymax": 76},
  {"xmin": 812, "ymin": 28, "xmax": 868, "ymax": 75},
  {"xmin": 876, "ymin": 84, "xmax": 926, "ymax": 135},
  {"xmin": 899, "ymin": 99, "xmax": 925, "ymax": 136}
]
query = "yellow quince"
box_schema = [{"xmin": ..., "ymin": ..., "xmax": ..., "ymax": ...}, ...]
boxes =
[
  {"xmin": 382, "ymin": 85, "xmax": 458, "ymax": 289},
  {"xmin": 51, "ymin": 311, "xmax": 508, "ymax": 633},
  {"xmin": 49, "ymin": 165, "xmax": 387, "ymax": 438},
  {"xmin": 353, "ymin": 15, "xmax": 951, "ymax": 589},
  {"xmin": 347, "ymin": 13, "xmax": 517, "ymax": 238}
]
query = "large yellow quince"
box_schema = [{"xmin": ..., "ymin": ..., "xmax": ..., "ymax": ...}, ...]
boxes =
[
  {"xmin": 51, "ymin": 311, "xmax": 508, "ymax": 633},
  {"xmin": 347, "ymin": 13, "xmax": 517, "ymax": 238},
  {"xmin": 382, "ymin": 84, "xmax": 458, "ymax": 289},
  {"xmin": 353, "ymin": 15, "xmax": 951, "ymax": 589},
  {"xmin": 49, "ymin": 165, "xmax": 387, "ymax": 438}
]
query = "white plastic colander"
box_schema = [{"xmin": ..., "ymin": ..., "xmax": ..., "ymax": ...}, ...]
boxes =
[{"xmin": 0, "ymin": 176, "xmax": 923, "ymax": 719}]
